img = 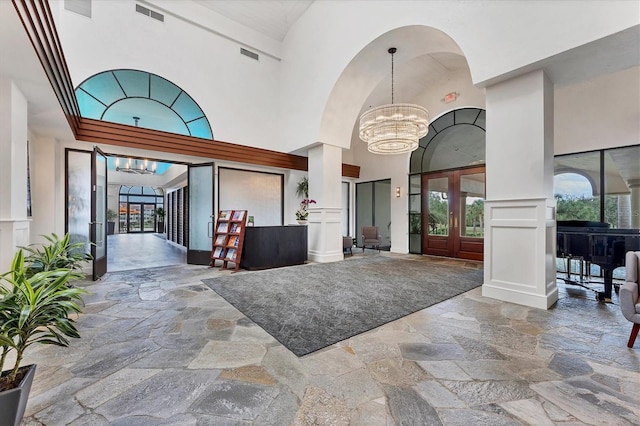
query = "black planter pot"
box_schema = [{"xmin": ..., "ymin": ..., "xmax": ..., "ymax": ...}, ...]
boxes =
[{"xmin": 0, "ymin": 364, "xmax": 36, "ymax": 426}]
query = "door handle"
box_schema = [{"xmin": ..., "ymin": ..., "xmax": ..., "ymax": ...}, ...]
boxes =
[{"xmin": 207, "ymin": 221, "xmax": 214, "ymax": 238}]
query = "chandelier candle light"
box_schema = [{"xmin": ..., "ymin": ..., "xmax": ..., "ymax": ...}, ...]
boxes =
[
  {"xmin": 115, "ymin": 157, "xmax": 157, "ymax": 175},
  {"xmin": 359, "ymin": 47, "xmax": 429, "ymax": 154}
]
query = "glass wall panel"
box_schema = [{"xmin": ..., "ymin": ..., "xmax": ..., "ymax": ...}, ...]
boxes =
[
  {"xmin": 356, "ymin": 180, "xmax": 391, "ymax": 250},
  {"xmin": 66, "ymin": 150, "xmax": 91, "ymax": 255},
  {"xmin": 189, "ymin": 165, "xmax": 214, "ymax": 251},
  {"xmin": 219, "ymin": 168, "xmax": 282, "ymax": 226},
  {"xmin": 356, "ymin": 182, "xmax": 373, "ymax": 246},
  {"xmin": 409, "ymin": 174, "xmax": 422, "ymax": 253},
  {"xmin": 604, "ymin": 145, "xmax": 640, "ymax": 229},
  {"xmin": 374, "ymin": 180, "xmax": 391, "ymax": 248},
  {"xmin": 342, "ymin": 182, "xmax": 350, "ymax": 236},
  {"xmin": 554, "ymin": 151, "xmax": 601, "ymax": 222},
  {"xmin": 554, "ymin": 145, "xmax": 640, "ymax": 279}
]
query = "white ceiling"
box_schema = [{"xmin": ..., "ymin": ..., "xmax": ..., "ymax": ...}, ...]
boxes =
[{"xmin": 192, "ymin": 0, "xmax": 314, "ymax": 42}]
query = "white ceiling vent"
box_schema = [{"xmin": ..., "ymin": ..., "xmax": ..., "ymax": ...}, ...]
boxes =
[
  {"xmin": 64, "ymin": 0, "xmax": 91, "ymax": 18},
  {"xmin": 136, "ymin": 4, "xmax": 164, "ymax": 22},
  {"xmin": 240, "ymin": 48, "xmax": 259, "ymax": 61}
]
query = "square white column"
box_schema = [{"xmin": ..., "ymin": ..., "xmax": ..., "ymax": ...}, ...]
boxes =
[
  {"xmin": 0, "ymin": 78, "xmax": 30, "ymax": 270},
  {"xmin": 482, "ymin": 70, "xmax": 558, "ymax": 309},
  {"xmin": 307, "ymin": 143, "xmax": 343, "ymax": 263}
]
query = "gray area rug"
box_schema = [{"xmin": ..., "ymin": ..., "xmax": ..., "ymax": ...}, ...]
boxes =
[{"xmin": 202, "ymin": 256, "xmax": 483, "ymax": 356}]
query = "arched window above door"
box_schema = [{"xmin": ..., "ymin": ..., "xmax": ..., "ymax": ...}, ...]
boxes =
[
  {"xmin": 75, "ymin": 69, "xmax": 213, "ymax": 139},
  {"xmin": 410, "ymin": 108, "xmax": 485, "ymax": 174}
]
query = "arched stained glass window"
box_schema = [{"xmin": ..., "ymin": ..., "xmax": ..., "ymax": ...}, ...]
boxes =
[
  {"xmin": 75, "ymin": 70, "xmax": 213, "ymax": 139},
  {"xmin": 410, "ymin": 108, "xmax": 485, "ymax": 174}
]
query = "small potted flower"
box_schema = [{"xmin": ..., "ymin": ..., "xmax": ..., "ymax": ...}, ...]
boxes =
[{"xmin": 296, "ymin": 199, "xmax": 316, "ymax": 225}]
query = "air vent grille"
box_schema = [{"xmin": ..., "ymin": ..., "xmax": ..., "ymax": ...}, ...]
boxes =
[
  {"xmin": 64, "ymin": 0, "xmax": 91, "ymax": 18},
  {"xmin": 240, "ymin": 48, "xmax": 259, "ymax": 61},
  {"xmin": 136, "ymin": 4, "xmax": 164, "ymax": 22}
]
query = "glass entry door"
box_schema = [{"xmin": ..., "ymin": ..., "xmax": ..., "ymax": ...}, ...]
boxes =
[
  {"xmin": 422, "ymin": 166, "xmax": 485, "ymax": 260},
  {"xmin": 187, "ymin": 163, "xmax": 215, "ymax": 264},
  {"xmin": 91, "ymin": 146, "xmax": 108, "ymax": 280},
  {"xmin": 126, "ymin": 203, "xmax": 156, "ymax": 233}
]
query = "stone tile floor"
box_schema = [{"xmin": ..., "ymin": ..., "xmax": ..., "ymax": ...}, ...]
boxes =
[{"xmin": 16, "ymin": 252, "xmax": 640, "ymax": 425}]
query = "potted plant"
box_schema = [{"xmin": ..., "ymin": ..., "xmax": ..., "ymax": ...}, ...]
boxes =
[
  {"xmin": 106, "ymin": 209, "xmax": 117, "ymax": 235},
  {"xmin": 154, "ymin": 207, "xmax": 166, "ymax": 234},
  {"xmin": 20, "ymin": 233, "xmax": 92, "ymax": 279},
  {"xmin": 295, "ymin": 199, "xmax": 316, "ymax": 225},
  {"xmin": 295, "ymin": 176, "xmax": 309, "ymax": 199},
  {"xmin": 0, "ymin": 250, "xmax": 86, "ymax": 425}
]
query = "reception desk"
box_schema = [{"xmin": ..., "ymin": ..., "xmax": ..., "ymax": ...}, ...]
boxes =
[{"xmin": 240, "ymin": 225, "xmax": 307, "ymax": 270}]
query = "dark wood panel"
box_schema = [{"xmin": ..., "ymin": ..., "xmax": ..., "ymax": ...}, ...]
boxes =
[
  {"xmin": 342, "ymin": 164, "xmax": 360, "ymax": 179},
  {"xmin": 458, "ymin": 239, "xmax": 484, "ymax": 261},
  {"xmin": 240, "ymin": 226, "xmax": 307, "ymax": 270}
]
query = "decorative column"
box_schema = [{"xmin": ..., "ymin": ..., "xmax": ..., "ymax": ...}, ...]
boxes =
[
  {"xmin": 618, "ymin": 194, "xmax": 631, "ymax": 229},
  {"xmin": 628, "ymin": 179, "xmax": 640, "ymax": 229},
  {"xmin": 307, "ymin": 143, "xmax": 343, "ymax": 263},
  {"xmin": 483, "ymin": 70, "xmax": 558, "ymax": 309},
  {"xmin": 0, "ymin": 77, "xmax": 30, "ymax": 271}
]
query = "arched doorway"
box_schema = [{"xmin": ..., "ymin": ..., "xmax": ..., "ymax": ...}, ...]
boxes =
[{"xmin": 409, "ymin": 108, "xmax": 486, "ymax": 260}]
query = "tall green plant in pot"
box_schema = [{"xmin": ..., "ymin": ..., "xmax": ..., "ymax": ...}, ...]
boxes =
[
  {"xmin": 0, "ymin": 250, "xmax": 86, "ymax": 426},
  {"xmin": 154, "ymin": 207, "xmax": 166, "ymax": 234},
  {"xmin": 296, "ymin": 176, "xmax": 309, "ymax": 199},
  {"xmin": 20, "ymin": 232, "xmax": 92, "ymax": 278}
]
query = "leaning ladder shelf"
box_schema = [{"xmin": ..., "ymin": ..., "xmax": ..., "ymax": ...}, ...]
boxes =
[{"xmin": 211, "ymin": 210, "xmax": 247, "ymax": 272}]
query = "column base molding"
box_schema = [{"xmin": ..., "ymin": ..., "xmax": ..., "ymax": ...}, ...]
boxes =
[
  {"xmin": 0, "ymin": 219, "xmax": 30, "ymax": 271},
  {"xmin": 482, "ymin": 282, "xmax": 558, "ymax": 310},
  {"xmin": 482, "ymin": 198, "xmax": 558, "ymax": 309}
]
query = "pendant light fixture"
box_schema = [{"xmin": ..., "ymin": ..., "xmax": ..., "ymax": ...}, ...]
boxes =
[{"xmin": 359, "ymin": 48, "xmax": 429, "ymax": 154}]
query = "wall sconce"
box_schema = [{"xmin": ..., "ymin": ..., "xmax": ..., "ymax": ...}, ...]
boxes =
[{"xmin": 395, "ymin": 186, "xmax": 401, "ymax": 198}]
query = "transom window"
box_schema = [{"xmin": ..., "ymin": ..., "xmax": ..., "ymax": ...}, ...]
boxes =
[
  {"xmin": 75, "ymin": 69, "xmax": 213, "ymax": 139},
  {"xmin": 410, "ymin": 108, "xmax": 486, "ymax": 174}
]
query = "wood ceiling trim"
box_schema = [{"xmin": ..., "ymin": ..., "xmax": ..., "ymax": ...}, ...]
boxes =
[
  {"xmin": 78, "ymin": 118, "xmax": 309, "ymax": 170},
  {"xmin": 14, "ymin": 0, "xmax": 360, "ymax": 179}
]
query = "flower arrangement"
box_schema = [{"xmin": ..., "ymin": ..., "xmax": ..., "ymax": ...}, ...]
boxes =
[{"xmin": 295, "ymin": 199, "xmax": 316, "ymax": 221}]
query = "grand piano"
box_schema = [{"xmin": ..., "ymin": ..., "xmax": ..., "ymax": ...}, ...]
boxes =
[{"xmin": 557, "ymin": 220, "xmax": 640, "ymax": 302}]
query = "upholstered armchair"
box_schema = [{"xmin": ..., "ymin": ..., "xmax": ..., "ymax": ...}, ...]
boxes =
[
  {"xmin": 621, "ymin": 251, "xmax": 640, "ymax": 348},
  {"xmin": 361, "ymin": 226, "xmax": 381, "ymax": 252},
  {"xmin": 343, "ymin": 236, "xmax": 353, "ymax": 256}
]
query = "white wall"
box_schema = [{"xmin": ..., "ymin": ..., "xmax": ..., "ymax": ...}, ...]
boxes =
[
  {"xmin": 54, "ymin": 0, "xmax": 638, "ymax": 157},
  {"xmin": 54, "ymin": 0, "xmax": 282, "ymax": 149},
  {"xmin": 554, "ymin": 66, "xmax": 640, "ymax": 155},
  {"xmin": 280, "ymin": 0, "xmax": 638, "ymax": 153}
]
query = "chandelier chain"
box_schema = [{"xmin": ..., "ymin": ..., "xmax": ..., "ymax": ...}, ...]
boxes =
[{"xmin": 391, "ymin": 49, "xmax": 394, "ymax": 104}]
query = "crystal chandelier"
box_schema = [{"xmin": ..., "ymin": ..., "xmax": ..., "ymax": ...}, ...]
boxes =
[
  {"xmin": 115, "ymin": 158, "xmax": 156, "ymax": 175},
  {"xmin": 359, "ymin": 48, "xmax": 429, "ymax": 155}
]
